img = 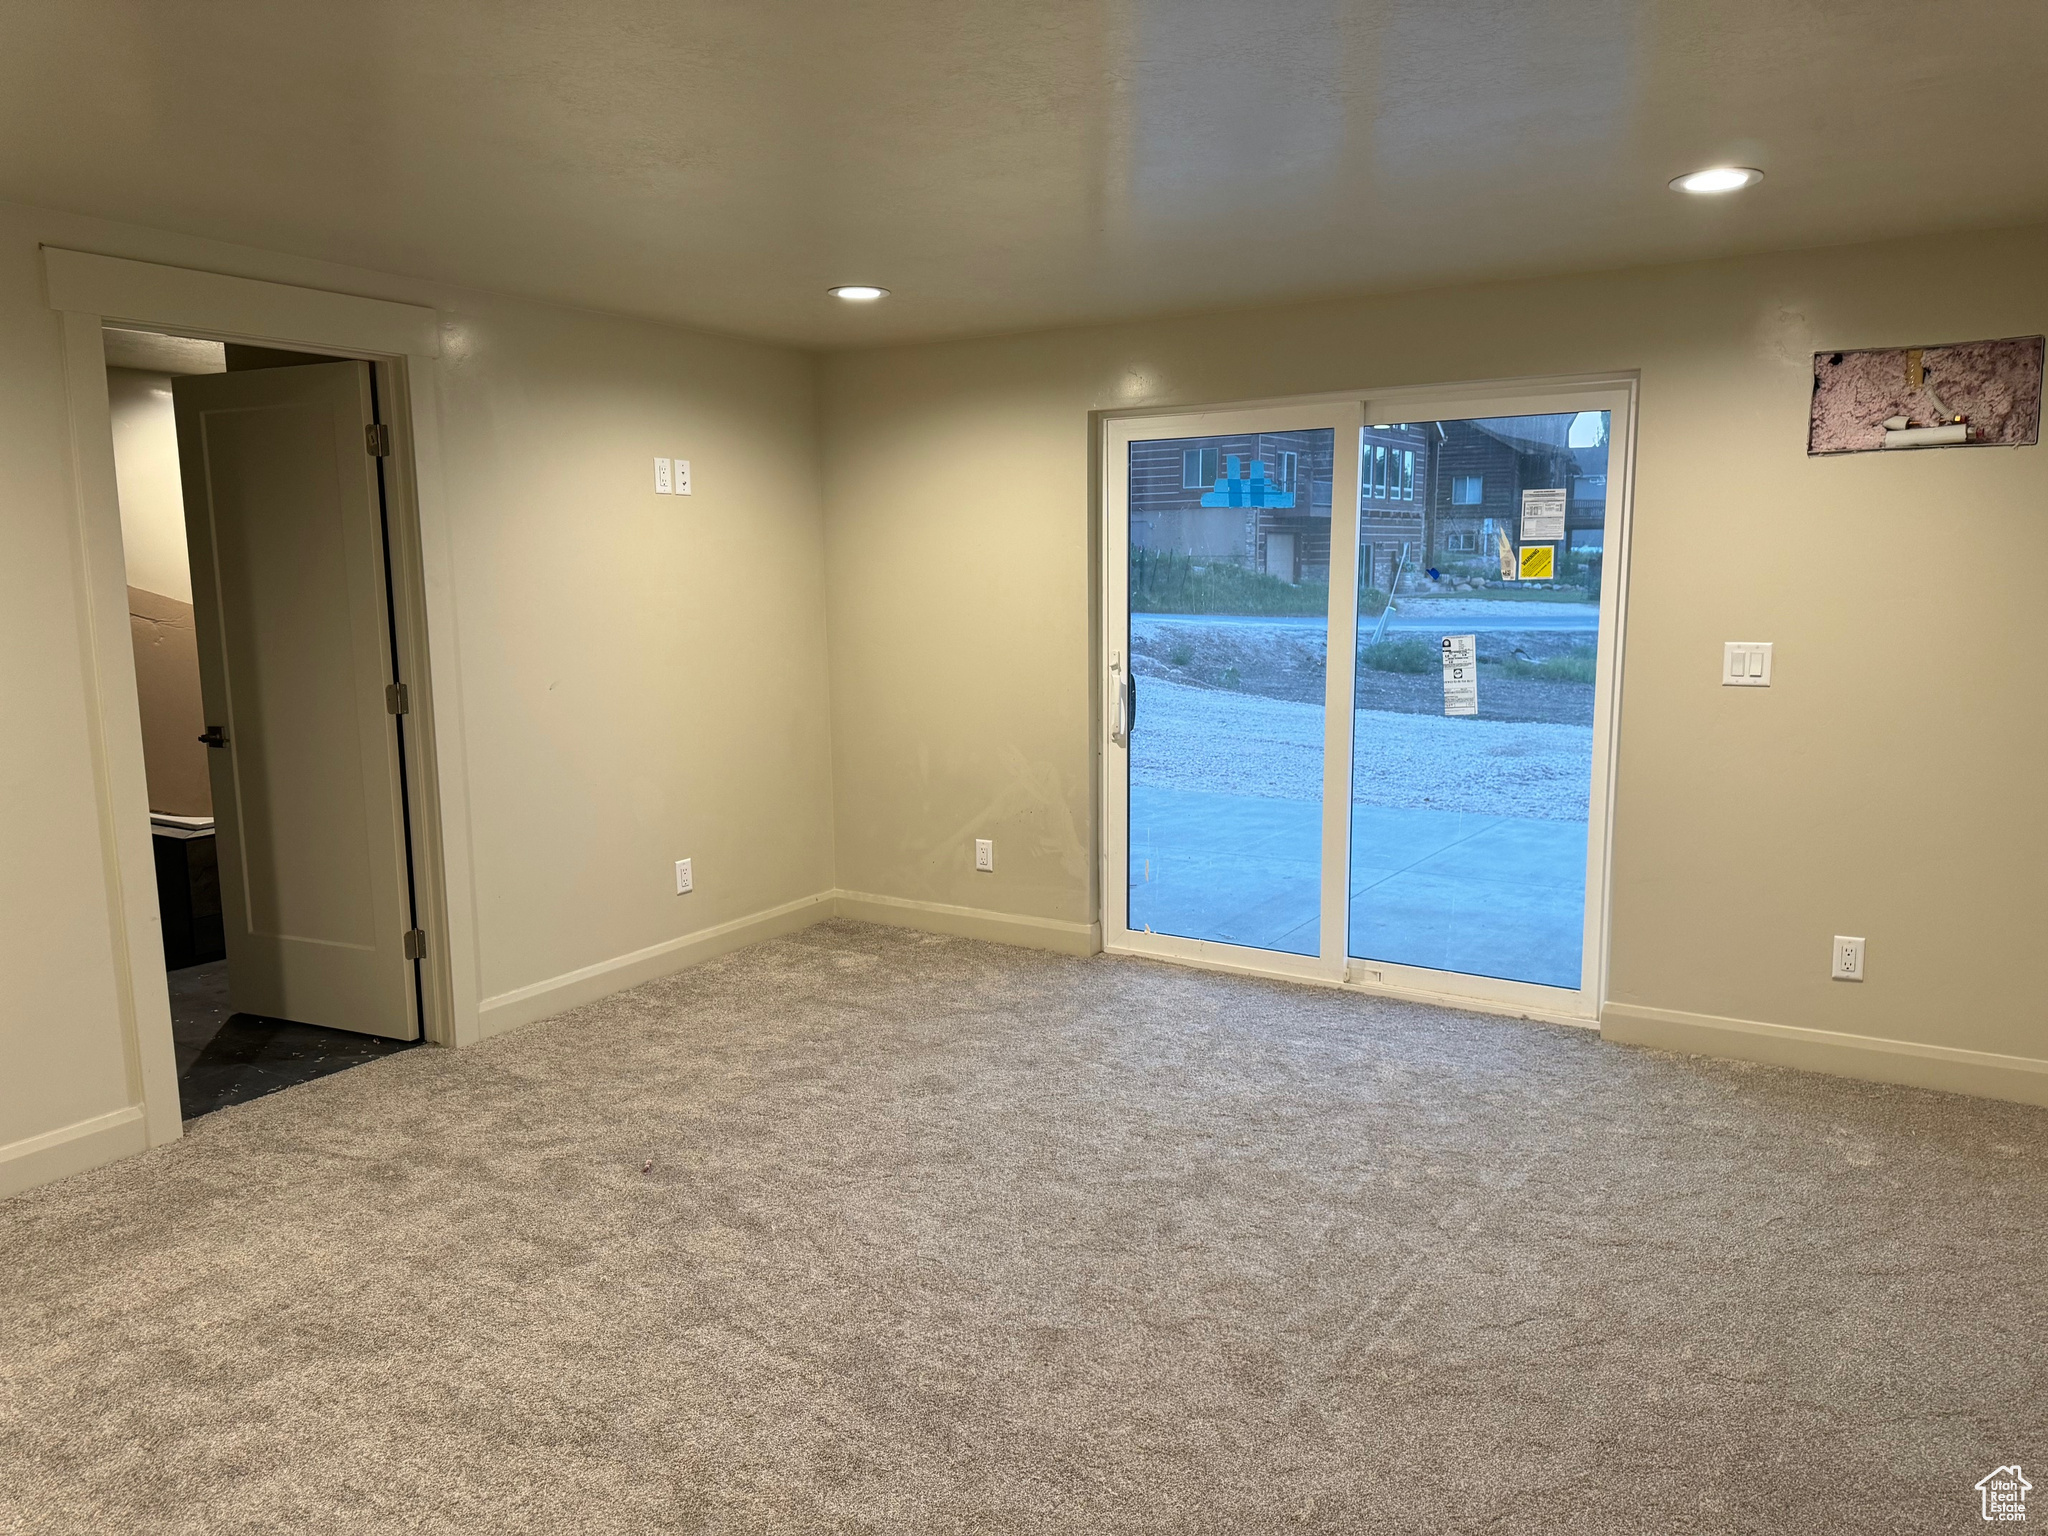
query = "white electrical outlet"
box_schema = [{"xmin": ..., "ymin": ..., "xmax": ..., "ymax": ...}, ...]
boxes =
[
  {"xmin": 974, "ymin": 838, "xmax": 994, "ymax": 872},
  {"xmin": 1831, "ymin": 935, "xmax": 1865, "ymax": 982},
  {"xmin": 653, "ymin": 456, "xmax": 674, "ymax": 494},
  {"xmin": 675, "ymin": 857, "xmax": 693, "ymax": 895},
  {"xmin": 1723, "ymin": 641, "xmax": 1772, "ymax": 686},
  {"xmin": 673, "ymin": 458, "xmax": 691, "ymax": 496}
]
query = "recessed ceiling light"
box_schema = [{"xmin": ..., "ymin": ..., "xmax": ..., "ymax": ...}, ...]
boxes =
[
  {"xmin": 829, "ymin": 285, "xmax": 890, "ymax": 301},
  {"xmin": 1670, "ymin": 166, "xmax": 1763, "ymax": 195}
]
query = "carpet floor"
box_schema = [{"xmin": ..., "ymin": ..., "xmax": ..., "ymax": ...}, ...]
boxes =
[{"xmin": 2, "ymin": 920, "xmax": 2043, "ymax": 1533}]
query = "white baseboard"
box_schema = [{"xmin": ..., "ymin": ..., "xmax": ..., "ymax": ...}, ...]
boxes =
[
  {"xmin": 0, "ymin": 1105, "xmax": 148, "ymax": 1203},
  {"xmin": 832, "ymin": 889, "xmax": 1101, "ymax": 956},
  {"xmin": 475, "ymin": 886, "xmax": 1100, "ymax": 1041},
  {"xmin": 1602, "ymin": 1002, "xmax": 2048, "ymax": 1109},
  {"xmin": 476, "ymin": 890, "xmax": 838, "ymax": 1038},
  {"xmin": 3, "ymin": 889, "xmax": 1091, "ymax": 1201}
]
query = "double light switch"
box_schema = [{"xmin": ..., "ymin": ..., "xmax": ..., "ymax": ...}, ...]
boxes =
[{"xmin": 1723, "ymin": 642, "xmax": 1772, "ymax": 686}]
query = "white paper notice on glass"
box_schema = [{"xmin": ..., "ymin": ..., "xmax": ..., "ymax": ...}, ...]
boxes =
[
  {"xmin": 1520, "ymin": 487, "xmax": 1567, "ymax": 542},
  {"xmin": 1441, "ymin": 634, "xmax": 1478, "ymax": 717}
]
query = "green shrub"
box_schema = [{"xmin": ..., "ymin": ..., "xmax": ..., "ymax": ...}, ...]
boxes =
[
  {"xmin": 1558, "ymin": 547, "xmax": 1602, "ymax": 598},
  {"xmin": 1489, "ymin": 646, "xmax": 1597, "ymax": 684},
  {"xmin": 1167, "ymin": 643, "xmax": 1193, "ymax": 667},
  {"xmin": 1220, "ymin": 665, "xmax": 1242, "ymax": 689},
  {"xmin": 1129, "ymin": 551, "xmax": 1396, "ymax": 619},
  {"xmin": 1359, "ymin": 638, "xmax": 1437, "ymax": 675},
  {"xmin": 1130, "ymin": 551, "xmax": 1327, "ymax": 616}
]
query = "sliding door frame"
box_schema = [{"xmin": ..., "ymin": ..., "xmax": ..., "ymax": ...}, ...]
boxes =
[
  {"xmin": 1102, "ymin": 402, "xmax": 1364, "ymax": 988},
  {"xmin": 1099, "ymin": 373, "xmax": 1638, "ymax": 1027}
]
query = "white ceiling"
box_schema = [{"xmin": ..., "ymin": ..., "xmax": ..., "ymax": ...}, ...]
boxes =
[{"xmin": 6, "ymin": 1, "xmax": 2046, "ymax": 349}]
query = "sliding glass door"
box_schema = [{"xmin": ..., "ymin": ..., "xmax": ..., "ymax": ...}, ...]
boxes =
[
  {"xmin": 1104, "ymin": 404, "xmax": 1362, "ymax": 981},
  {"xmin": 1104, "ymin": 383, "xmax": 1632, "ymax": 1016}
]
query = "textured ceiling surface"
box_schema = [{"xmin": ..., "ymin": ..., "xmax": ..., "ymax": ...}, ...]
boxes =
[{"xmin": 4, "ymin": 0, "xmax": 2045, "ymax": 348}]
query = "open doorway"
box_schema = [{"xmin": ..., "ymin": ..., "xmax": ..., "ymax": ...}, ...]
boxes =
[{"xmin": 105, "ymin": 327, "xmax": 425, "ymax": 1118}]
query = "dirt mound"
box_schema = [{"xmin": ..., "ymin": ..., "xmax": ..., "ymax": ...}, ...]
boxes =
[{"xmin": 1131, "ymin": 618, "xmax": 1594, "ymax": 726}]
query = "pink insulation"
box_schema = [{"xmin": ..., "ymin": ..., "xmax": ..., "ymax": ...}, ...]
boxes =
[{"xmin": 1808, "ymin": 336, "xmax": 2043, "ymax": 454}]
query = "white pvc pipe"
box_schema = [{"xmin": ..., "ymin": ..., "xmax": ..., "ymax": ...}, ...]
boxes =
[{"xmin": 1883, "ymin": 423, "xmax": 1968, "ymax": 448}]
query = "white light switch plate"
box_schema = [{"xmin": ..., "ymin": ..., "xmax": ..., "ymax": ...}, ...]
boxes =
[
  {"xmin": 675, "ymin": 857, "xmax": 693, "ymax": 895},
  {"xmin": 974, "ymin": 838, "xmax": 994, "ymax": 872},
  {"xmin": 653, "ymin": 456, "xmax": 673, "ymax": 494},
  {"xmin": 1723, "ymin": 641, "xmax": 1773, "ymax": 686},
  {"xmin": 673, "ymin": 458, "xmax": 691, "ymax": 496},
  {"xmin": 1831, "ymin": 935, "xmax": 1865, "ymax": 981}
]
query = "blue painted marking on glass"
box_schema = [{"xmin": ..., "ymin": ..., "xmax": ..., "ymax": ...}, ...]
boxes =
[{"xmin": 1199, "ymin": 454, "xmax": 1296, "ymax": 509}]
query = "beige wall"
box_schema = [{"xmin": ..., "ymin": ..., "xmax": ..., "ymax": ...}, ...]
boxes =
[
  {"xmin": 820, "ymin": 224, "xmax": 2048, "ymax": 1077},
  {"xmin": 445, "ymin": 298, "xmax": 836, "ymax": 1011},
  {"xmin": 127, "ymin": 586, "xmax": 210, "ymax": 817},
  {"xmin": 106, "ymin": 367, "xmax": 212, "ymax": 816},
  {"xmin": 11, "ymin": 198, "xmax": 2046, "ymax": 1199},
  {"xmin": 2, "ymin": 198, "xmax": 836, "ymax": 1190},
  {"xmin": 105, "ymin": 367, "xmax": 192, "ymax": 603}
]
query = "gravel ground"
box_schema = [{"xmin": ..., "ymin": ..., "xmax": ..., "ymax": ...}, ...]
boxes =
[
  {"xmin": 1131, "ymin": 676, "xmax": 1592, "ymax": 821},
  {"xmin": 1388, "ymin": 596, "xmax": 1594, "ymax": 619},
  {"xmin": 1344, "ymin": 667, "xmax": 1593, "ymax": 726},
  {"xmin": 1131, "ymin": 615, "xmax": 1595, "ymax": 726}
]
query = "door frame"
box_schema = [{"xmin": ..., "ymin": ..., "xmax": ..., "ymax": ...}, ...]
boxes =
[
  {"xmin": 1098, "ymin": 373, "xmax": 1638, "ymax": 1027},
  {"xmin": 45, "ymin": 248, "xmax": 480, "ymax": 1149}
]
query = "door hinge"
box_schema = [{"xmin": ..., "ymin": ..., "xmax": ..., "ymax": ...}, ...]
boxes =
[
  {"xmin": 365, "ymin": 421, "xmax": 392, "ymax": 457},
  {"xmin": 402, "ymin": 928, "xmax": 427, "ymax": 960},
  {"xmin": 385, "ymin": 681, "xmax": 410, "ymax": 715}
]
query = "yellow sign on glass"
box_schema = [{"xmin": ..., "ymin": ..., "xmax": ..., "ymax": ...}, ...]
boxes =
[{"xmin": 1518, "ymin": 544, "xmax": 1555, "ymax": 581}]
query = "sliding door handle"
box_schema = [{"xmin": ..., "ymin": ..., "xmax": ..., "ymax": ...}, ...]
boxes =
[{"xmin": 198, "ymin": 725, "xmax": 229, "ymax": 749}]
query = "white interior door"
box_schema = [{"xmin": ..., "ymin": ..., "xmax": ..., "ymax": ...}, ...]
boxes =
[{"xmin": 175, "ymin": 362, "xmax": 418, "ymax": 1040}]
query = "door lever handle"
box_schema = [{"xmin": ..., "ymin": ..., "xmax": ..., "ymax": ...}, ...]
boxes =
[{"xmin": 198, "ymin": 725, "xmax": 229, "ymax": 749}]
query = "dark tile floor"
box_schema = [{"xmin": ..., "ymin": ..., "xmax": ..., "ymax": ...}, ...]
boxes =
[{"xmin": 169, "ymin": 960, "xmax": 419, "ymax": 1120}]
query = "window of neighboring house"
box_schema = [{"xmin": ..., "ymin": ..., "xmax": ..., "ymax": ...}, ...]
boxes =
[
  {"xmin": 1277, "ymin": 451, "xmax": 1297, "ymax": 493},
  {"xmin": 1445, "ymin": 530, "xmax": 1478, "ymax": 553},
  {"xmin": 1451, "ymin": 474, "xmax": 1483, "ymax": 505},
  {"xmin": 1376, "ymin": 444, "xmax": 1389, "ymax": 500},
  {"xmin": 1402, "ymin": 450, "xmax": 1415, "ymax": 500},
  {"xmin": 1182, "ymin": 446, "xmax": 1221, "ymax": 488}
]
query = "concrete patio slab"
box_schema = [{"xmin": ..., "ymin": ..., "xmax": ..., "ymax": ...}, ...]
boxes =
[{"xmin": 1129, "ymin": 784, "xmax": 1586, "ymax": 986}]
